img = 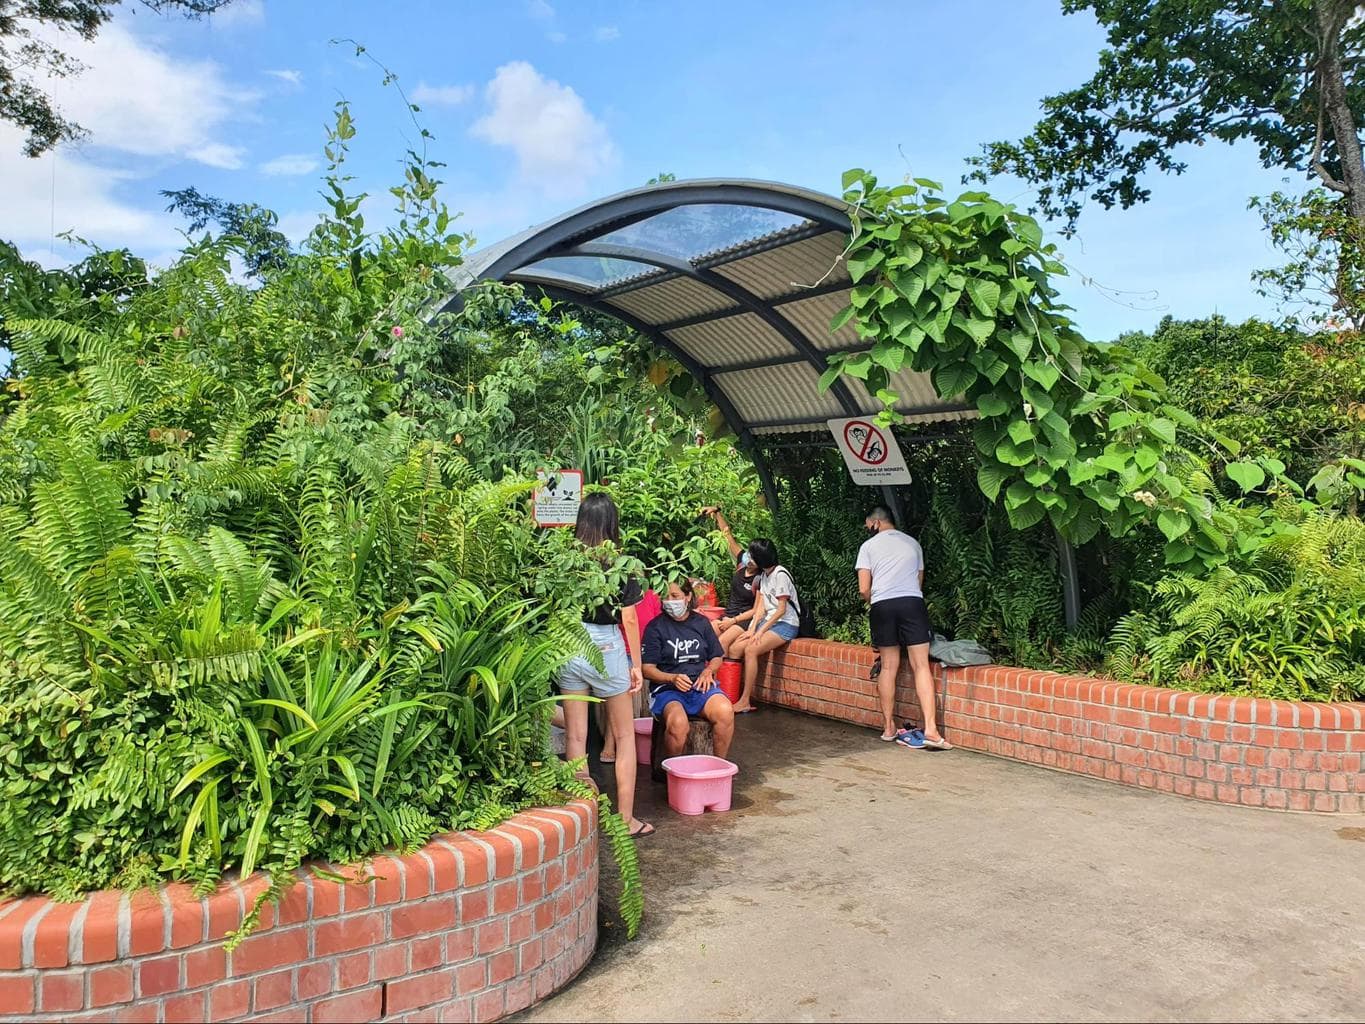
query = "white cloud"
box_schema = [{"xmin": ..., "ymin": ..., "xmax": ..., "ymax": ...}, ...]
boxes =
[
  {"xmin": 0, "ymin": 125, "xmax": 174, "ymax": 256},
  {"xmin": 0, "ymin": 21, "xmax": 259, "ymax": 261},
  {"xmin": 470, "ymin": 62, "xmax": 616, "ymax": 196},
  {"xmin": 411, "ymin": 82, "xmax": 475, "ymax": 106},
  {"xmin": 260, "ymin": 153, "xmax": 319, "ymax": 176},
  {"xmin": 191, "ymin": 143, "xmax": 246, "ymax": 170},
  {"xmin": 265, "ymin": 68, "xmax": 302, "ymax": 86},
  {"xmin": 595, "ymin": 26, "xmax": 621, "ymax": 42},
  {"xmin": 42, "ymin": 22, "xmax": 252, "ymax": 167},
  {"xmin": 527, "ymin": 0, "xmax": 555, "ymax": 20},
  {"xmin": 212, "ymin": 0, "xmax": 264, "ymax": 28}
]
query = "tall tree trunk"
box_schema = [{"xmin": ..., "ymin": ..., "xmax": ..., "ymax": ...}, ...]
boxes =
[{"xmin": 1315, "ymin": 0, "xmax": 1365, "ymax": 225}]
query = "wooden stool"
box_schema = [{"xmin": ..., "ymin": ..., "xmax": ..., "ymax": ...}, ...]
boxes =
[{"xmin": 650, "ymin": 715, "xmax": 714, "ymax": 783}]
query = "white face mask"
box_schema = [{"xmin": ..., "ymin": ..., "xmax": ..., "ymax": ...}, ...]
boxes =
[{"xmin": 662, "ymin": 599, "xmax": 688, "ymax": 619}]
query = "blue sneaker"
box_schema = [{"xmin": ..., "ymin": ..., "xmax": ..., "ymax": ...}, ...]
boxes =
[{"xmin": 895, "ymin": 728, "xmax": 926, "ymax": 749}]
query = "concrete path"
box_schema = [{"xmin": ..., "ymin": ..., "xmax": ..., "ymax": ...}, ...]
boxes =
[{"xmin": 519, "ymin": 707, "xmax": 1365, "ymax": 1023}]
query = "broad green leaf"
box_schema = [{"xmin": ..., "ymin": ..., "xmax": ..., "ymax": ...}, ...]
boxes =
[
  {"xmin": 1022, "ymin": 359, "xmax": 1060, "ymax": 390},
  {"xmin": 976, "ymin": 392, "xmax": 1011, "ymax": 417},
  {"xmin": 830, "ymin": 303, "xmax": 857, "ymax": 332},
  {"xmin": 1145, "ymin": 417, "xmax": 1177, "ymax": 444},
  {"xmin": 1004, "ymin": 329, "xmax": 1033, "ymax": 362},
  {"xmin": 1006, "ymin": 496, "xmax": 1047, "ymax": 530},
  {"xmin": 1007, "ymin": 418, "xmax": 1034, "ymax": 445},
  {"xmin": 965, "ymin": 279, "xmax": 1001, "ymax": 316},
  {"xmin": 977, "ymin": 462, "xmax": 1011, "ymax": 501},
  {"xmin": 931, "ymin": 362, "xmax": 977, "ymax": 398},
  {"xmin": 846, "ymin": 248, "xmax": 885, "ymax": 282},
  {"xmin": 1005, "ymin": 480, "xmax": 1035, "ymax": 509},
  {"xmin": 1226, "ymin": 461, "xmax": 1266, "ymax": 493},
  {"xmin": 1156, "ymin": 509, "xmax": 1190, "ymax": 541}
]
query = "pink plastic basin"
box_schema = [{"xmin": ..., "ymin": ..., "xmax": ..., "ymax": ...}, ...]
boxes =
[
  {"xmin": 662, "ymin": 754, "xmax": 739, "ymax": 815},
  {"xmin": 633, "ymin": 718, "xmax": 653, "ymax": 765}
]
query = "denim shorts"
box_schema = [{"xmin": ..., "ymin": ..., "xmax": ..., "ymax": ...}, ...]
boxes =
[
  {"xmin": 558, "ymin": 622, "xmax": 631, "ymax": 698},
  {"xmin": 751, "ymin": 620, "xmax": 799, "ymax": 642}
]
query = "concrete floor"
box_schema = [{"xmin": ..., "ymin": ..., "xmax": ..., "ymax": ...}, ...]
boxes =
[{"xmin": 518, "ymin": 708, "xmax": 1365, "ymax": 1023}]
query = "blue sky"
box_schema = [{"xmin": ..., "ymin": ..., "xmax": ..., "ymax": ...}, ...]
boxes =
[{"xmin": 4, "ymin": 0, "xmax": 1303, "ymax": 339}]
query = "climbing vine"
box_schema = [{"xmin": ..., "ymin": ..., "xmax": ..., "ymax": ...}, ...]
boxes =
[{"xmin": 824, "ymin": 170, "xmax": 1291, "ymax": 568}]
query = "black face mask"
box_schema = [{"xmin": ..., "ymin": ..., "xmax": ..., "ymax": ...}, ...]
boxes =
[{"xmin": 866, "ymin": 524, "xmax": 880, "ymax": 538}]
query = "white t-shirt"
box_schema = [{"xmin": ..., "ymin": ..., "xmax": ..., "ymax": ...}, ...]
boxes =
[
  {"xmin": 855, "ymin": 529, "xmax": 924, "ymax": 604},
  {"xmin": 759, "ymin": 566, "xmax": 801, "ymax": 629}
]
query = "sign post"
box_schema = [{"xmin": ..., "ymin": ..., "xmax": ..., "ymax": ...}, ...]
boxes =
[
  {"xmin": 533, "ymin": 469, "xmax": 583, "ymax": 527},
  {"xmin": 826, "ymin": 417, "xmax": 912, "ymax": 486}
]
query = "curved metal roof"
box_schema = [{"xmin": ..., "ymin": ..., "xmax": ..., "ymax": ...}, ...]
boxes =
[{"xmin": 437, "ymin": 178, "xmax": 973, "ymax": 438}]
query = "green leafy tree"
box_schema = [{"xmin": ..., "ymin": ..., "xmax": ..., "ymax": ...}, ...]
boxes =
[
  {"xmin": 161, "ymin": 187, "xmax": 293, "ymax": 279},
  {"xmin": 1, "ymin": 0, "xmax": 234, "ymax": 156},
  {"xmin": 968, "ymin": 1, "xmax": 1365, "ymax": 233}
]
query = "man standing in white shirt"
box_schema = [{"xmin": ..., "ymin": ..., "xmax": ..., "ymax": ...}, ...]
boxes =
[{"xmin": 855, "ymin": 506, "xmax": 952, "ymax": 749}]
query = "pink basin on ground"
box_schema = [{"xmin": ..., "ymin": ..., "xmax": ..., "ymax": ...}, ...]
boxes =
[
  {"xmin": 662, "ymin": 754, "xmax": 739, "ymax": 815},
  {"xmin": 633, "ymin": 717, "xmax": 653, "ymax": 765}
]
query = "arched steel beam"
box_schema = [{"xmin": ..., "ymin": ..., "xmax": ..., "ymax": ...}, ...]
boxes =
[
  {"xmin": 432, "ymin": 180, "xmax": 855, "ymax": 318},
  {"xmin": 520, "ymin": 278, "xmax": 783, "ymax": 513},
  {"xmin": 559, "ymin": 241, "xmax": 866, "ymax": 420}
]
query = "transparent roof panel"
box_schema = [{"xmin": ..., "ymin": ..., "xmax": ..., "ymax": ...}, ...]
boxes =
[
  {"xmin": 513, "ymin": 256, "xmax": 655, "ymax": 288},
  {"xmin": 595, "ymin": 204, "xmax": 809, "ymax": 262}
]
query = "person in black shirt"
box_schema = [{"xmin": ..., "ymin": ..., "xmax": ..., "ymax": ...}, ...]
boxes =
[
  {"xmin": 641, "ymin": 580, "xmax": 735, "ymax": 760},
  {"xmin": 557, "ymin": 493, "xmax": 651, "ymax": 837},
  {"xmin": 703, "ymin": 506, "xmax": 762, "ymax": 656}
]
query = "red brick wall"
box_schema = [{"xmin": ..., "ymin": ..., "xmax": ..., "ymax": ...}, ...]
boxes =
[
  {"xmin": 760, "ymin": 640, "xmax": 1365, "ymax": 813},
  {"xmin": 0, "ymin": 800, "xmax": 598, "ymax": 1023}
]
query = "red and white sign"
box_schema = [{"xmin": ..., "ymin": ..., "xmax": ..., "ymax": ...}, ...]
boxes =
[
  {"xmin": 534, "ymin": 469, "xmax": 583, "ymax": 527},
  {"xmin": 827, "ymin": 417, "xmax": 912, "ymax": 485}
]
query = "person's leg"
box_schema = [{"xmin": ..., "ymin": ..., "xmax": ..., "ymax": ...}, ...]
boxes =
[
  {"xmin": 876, "ymin": 645, "xmax": 902, "ymax": 740},
  {"xmin": 738, "ymin": 630, "xmax": 787, "ymax": 710},
  {"xmin": 661, "ymin": 701, "xmax": 690, "ymax": 758},
  {"xmin": 719, "ymin": 625, "xmax": 747, "ymax": 658},
  {"xmin": 604, "ymin": 691, "xmax": 649, "ymax": 833},
  {"xmin": 906, "ymin": 642, "xmax": 943, "ymax": 742},
  {"xmin": 561, "ymin": 692, "xmax": 589, "ymax": 772},
  {"xmin": 599, "ymin": 699, "xmax": 616, "ymax": 762},
  {"xmin": 701, "ymin": 693, "xmax": 736, "ymax": 759}
]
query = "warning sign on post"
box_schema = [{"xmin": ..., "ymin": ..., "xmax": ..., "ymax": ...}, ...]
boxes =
[
  {"xmin": 534, "ymin": 469, "xmax": 583, "ymax": 527},
  {"xmin": 827, "ymin": 417, "xmax": 912, "ymax": 485}
]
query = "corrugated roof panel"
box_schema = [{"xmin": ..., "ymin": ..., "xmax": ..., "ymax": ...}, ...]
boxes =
[
  {"xmin": 606, "ymin": 276, "xmax": 735, "ymax": 323},
  {"xmin": 844, "ymin": 364, "xmax": 971, "ymax": 417},
  {"xmin": 665, "ymin": 313, "xmax": 797, "ymax": 368},
  {"xmin": 712, "ymin": 232, "xmax": 851, "ymax": 299},
  {"xmin": 777, "ymin": 288, "xmax": 859, "ymax": 351},
  {"xmin": 711, "ymin": 362, "xmax": 845, "ymax": 425}
]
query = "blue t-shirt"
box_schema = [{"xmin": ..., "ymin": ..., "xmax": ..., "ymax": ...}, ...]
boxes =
[{"xmin": 641, "ymin": 612, "xmax": 724, "ymax": 697}]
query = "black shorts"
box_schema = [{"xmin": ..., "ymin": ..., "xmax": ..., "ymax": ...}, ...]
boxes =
[{"xmin": 869, "ymin": 596, "xmax": 930, "ymax": 648}]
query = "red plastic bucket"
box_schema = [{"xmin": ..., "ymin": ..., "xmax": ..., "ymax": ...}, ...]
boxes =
[{"xmin": 716, "ymin": 659, "xmax": 742, "ymax": 704}]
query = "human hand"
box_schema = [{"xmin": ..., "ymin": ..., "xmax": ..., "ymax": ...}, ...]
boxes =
[
  {"xmin": 697, "ymin": 669, "xmax": 715, "ymax": 689},
  {"xmin": 718, "ymin": 617, "xmax": 732, "ymax": 630},
  {"xmin": 700, "ymin": 505, "xmax": 719, "ymax": 518},
  {"xmin": 673, "ymin": 673, "xmax": 694, "ymax": 692},
  {"xmin": 629, "ymin": 666, "xmax": 643, "ymax": 694}
]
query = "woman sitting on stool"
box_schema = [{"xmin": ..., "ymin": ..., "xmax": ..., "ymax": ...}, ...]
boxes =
[{"xmin": 642, "ymin": 580, "xmax": 735, "ymax": 760}]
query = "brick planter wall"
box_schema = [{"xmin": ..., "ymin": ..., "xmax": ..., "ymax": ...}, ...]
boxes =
[
  {"xmin": 0, "ymin": 800, "xmax": 598, "ymax": 1023},
  {"xmin": 760, "ymin": 640, "xmax": 1365, "ymax": 812}
]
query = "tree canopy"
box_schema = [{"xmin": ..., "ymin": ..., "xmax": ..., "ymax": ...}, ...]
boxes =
[{"xmin": 968, "ymin": 0, "xmax": 1365, "ymax": 230}]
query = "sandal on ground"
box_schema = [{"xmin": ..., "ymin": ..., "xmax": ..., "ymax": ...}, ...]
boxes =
[
  {"xmin": 895, "ymin": 729, "xmax": 926, "ymax": 749},
  {"xmin": 599, "ymin": 756, "xmax": 616, "ymax": 764},
  {"xmin": 921, "ymin": 734, "xmax": 954, "ymax": 751},
  {"xmin": 880, "ymin": 727, "xmax": 912, "ymax": 742},
  {"xmin": 629, "ymin": 822, "xmax": 655, "ymax": 838},
  {"xmin": 734, "ymin": 706, "xmax": 756, "ymax": 715}
]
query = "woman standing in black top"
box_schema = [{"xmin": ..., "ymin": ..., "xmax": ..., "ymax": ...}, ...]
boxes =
[
  {"xmin": 704, "ymin": 506, "xmax": 762, "ymax": 657},
  {"xmin": 556, "ymin": 493, "xmax": 652, "ymax": 837}
]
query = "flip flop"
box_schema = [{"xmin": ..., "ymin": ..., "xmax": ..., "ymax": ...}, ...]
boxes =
[
  {"xmin": 599, "ymin": 756, "xmax": 616, "ymax": 764},
  {"xmin": 880, "ymin": 727, "xmax": 913, "ymax": 742},
  {"xmin": 629, "ymin": 822, "xmax": 655, "ymax": 838},
  {"xmin": 734, "ymin": 706, "xmax": 756, "ymax": 715},
  {"xmin": 921, "ymin": 735, "xmax": 954, "ymax": 751}
]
